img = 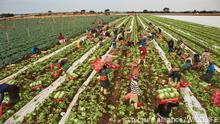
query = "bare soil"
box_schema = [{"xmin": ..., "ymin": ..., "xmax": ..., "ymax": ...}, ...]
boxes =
[
  {"xmin": 98, "ymin": 55, "xmax": 124, "ymax": 124},
  {"xmin": 0, "ymin": 13, "xmax": 126, "ymax": 21},
  {"xmin": 0, "ymin": 26, "xmax": 16, "ymax": 29}
]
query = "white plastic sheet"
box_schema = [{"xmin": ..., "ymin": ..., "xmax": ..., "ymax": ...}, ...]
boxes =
[
  {"xmin": 67, "ymin": 44, "xmax": 99, "ymax": 73},
  {"xmin": 141, "ymin": 17, "xmax": 210, "ymax": 124},
  {"xmin": 58, "ymin": 70, "xmax": 96, "ymax": 124},
  {"xmin": 58, "ymin": 17, "xmax": 130, "ymax": 124},
  {"xmin": 153, "ymin": 40, "xmax": 210, "ymax": 124},
  {"xmin": 129, "ymin": 16, "xmax": 135, "ymax": 32},
  {"xmin": 144, "ymin": 17, "xmax": 220, "ymax": 73},
  {"xmin": 4, "ymin": 16, "xmax": 127, "ymax": 124},
  {"xmin": 138, "ymin": 16, "xmax": 146, "ymax": 29},
  {"xmin": 153, "ymin": 40, "xmax": 172, "ymax": 71},
  {"xmin": 59, "ymin": 47, "xmax": 113, "ymax": 124},
  {"xmin": 0, "ymin": 16, "xmax": 126, "ymax": 85},
  {"xmin": 4, "ymin": 42, "xmax": 100, "ymax": 124},
  {"xmin": 180, "ymin": 87, "xmax": 210, "ymax": 124}
]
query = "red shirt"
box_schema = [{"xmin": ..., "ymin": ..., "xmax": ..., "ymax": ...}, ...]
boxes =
[
  {"xmin": 58, "ymin": 35, "xmax": 65, "ymax": 40},
  {"xmin": 139, "ymin": 47, "xmax": 146, "ymax": 55}
]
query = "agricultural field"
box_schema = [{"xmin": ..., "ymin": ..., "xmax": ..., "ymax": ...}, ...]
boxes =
[
  {"xmin": 145, "ymin": 15, "xmax": 220, "ymax": 66},
  {"xmin": 0, "ymin": 15, "xmax": 121, "ymax": 82},
  {"xmin": 140, "ymin": 15, "xmax": 220, "ymax": 122},
  {"xmin": 0, "ymin": 14, "xmax": 220, "ymax": 124},
  {"xmin": 0, "ymin": 15, "xmax": 119, "ymax": 69}
]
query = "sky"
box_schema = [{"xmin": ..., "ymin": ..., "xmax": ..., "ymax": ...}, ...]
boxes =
[{"xmin": 0, "ymin": 0, "xmax": 220, "ymax": 14}]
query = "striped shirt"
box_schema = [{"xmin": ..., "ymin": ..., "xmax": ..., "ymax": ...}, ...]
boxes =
[{"xmin": 130, "ymin": 79, "xmax": 139, "ymax": 94}]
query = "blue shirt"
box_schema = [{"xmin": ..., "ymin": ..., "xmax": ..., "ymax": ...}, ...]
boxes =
[
  {"xmin": 31, "ymin": 47, "xmax": 39, "ymax": 54},
  {"xmin": 0, "ymin": 83, "xmax": 9, "ymax": 93},
  {"xmin": 139, "ymin": 38, "xmax": 147, "ymax": 48},
  {"xmin": 112, "ymin": 39, "xmax": 116, "ymax": 48},
  {"xmin": 208, "ymin": 64, "xmax": 215, "ymax": 72},
  {"xmin": 0, "ymin": 83, "xmax": 10, "ymax": 104}
]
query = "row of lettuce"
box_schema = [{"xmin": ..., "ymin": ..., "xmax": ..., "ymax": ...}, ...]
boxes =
[
  {"xmin": 0, "ymin": 16, "xmax": 124, "ymax": 80},
  {"xmin": 0, "ymin": 16, "xmax": 128, "ymax": 123},
  {"xmin": 2, "ymin": 15, "xmax": 219, "ymax": 123},
  {"xmin": 140, "ymin": 15, "xmax": 220, "ymax": 121},
  {"xmin": 66, "ymin": 16, "xmax": 189, "ymax": 124},
  {"xmin": 145, "ymin": 15, "xmax": 220, "ymax": 67},
  {"xmin": 0, "ymin": 16, "xmax": 120, "ymax": 69}
]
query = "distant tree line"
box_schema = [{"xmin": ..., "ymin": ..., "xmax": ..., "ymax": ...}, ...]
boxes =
[
  {"xmin": 1, "ymin": 8, "xmax": 220, "ymax": 19},
  {"xmin": 80, "ymin": 9, "xmax": 110, "ymax": 15},
  {"xmin": 0, "ymin": 13, "xmax": 15, "ymax": 18}
]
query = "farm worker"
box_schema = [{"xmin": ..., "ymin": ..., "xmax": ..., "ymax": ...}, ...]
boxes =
[
  {"xmin": 105, "ymin": 31, "xmax": 111, "ymax": 37},
  {"xmin": 139, "ymin": 45, "xmax": 147, "ymax": 63},
  {"xmin": 137, "ymin": 25, "xmax": 142, "ymax": 32},
  {"xmin": 201, "ymin": 49, "xmax": 210, "ymax": 66},
  {"xmin": 91, "ymin": 28, "xmax": 97, "ymax": 36},
  {"xmin": 149, "ymin": 22, "xmax": 153, "ymax": 26},
  {"xmin": 168, "ymin": 66, "xmax": 181, "ymax": 82},
  {"xmin": 131, "ymin": 64, "xmax": 141, "ymax": 77},
  {"xmin": 158, "ymin": 28, "xmax": 162, "ymax": 34},
  {"xmin": 99, "ymin": 65, "xmax": 112, "ymax": 94},
  {"xmin": 183, "ymin": 55, "xmax": 193, "ymax": 71},
  {"xmin": 139, "ymin": 36, "xmax": 147, "ymax": 48},
  {"xmin": 176, "ymin": 38, "xmax": 182, "ymax": 46},
  {"xmin": 0, "ymin": 83, "xmax": 20, "ymax": 116},
  {"xmin": 130, "ymin": 76, "xmax": 140, "ymax": 109},
  {"xmin": 50, "ymin": 58, "xmax": 69, "ymax": 77},
  {"xmin": 193, "ymin": 54, "xmax": 201, "ymax": 63},
  {"xmin": 122, "ymin": 40, "xmax": 129, "ymax": 57},
  {"xmin": 148, "ymin": 33, "xmax": 154, "ymax": 39},
  {"xmin": 192, "ymin": 53, "xmax": 201, "ymax": 69},
  {"xmin": 151, "ymin": 32, "xmax": 157, "ymax": 39},
  {"xmin": 155, "ymin": 101, "xmax": 179, "ymax": 124},
  {"xmin": 105, "ymin": 25, "xmax": 109, "ymax": 31},
  {"xmin": 57, "ymin": 33, "xmax": 66, "ymax": 44},
  {"xmin": 137, "ymin": 33, "xmax": 143, "ymax": 40},
  {"xmin": 126, "ymin": 29, "xmax": 132, "ymax": 41},
  {"xmin": 99, "ymin": 36, "xmax": 104, "ymax": 46},
  {"xmin": 177, "ymin": 42, "xmax": 185, "ymax": 56},
  {"xmin": 112, "ymin": 37, "xmax": 117, "ymax": 49},
  {"xmin": 100, "ymin": 28, "xmax": 105, "ymax": 37},
  {"xmin": 120, "ymin": 25, "xmax": 125, "ymax": 33},
  {"xmin": 102, "ymin": 52, "xmax": 117, "ymax": 65},
  {"xmin": 88, "ymin": 30, "xmax": 95, "ymax": 42},
  {"xmin": 113, "ymin": 27, "xmax": 118, "ymax": 38},
  {"xmin": 117, "ymin": 33, "xmax": 123, "ymax": 42},
  {"xmin": 127, "ymin": 40, "xmax": 134, "ymax": 48},
  {"xmin": 86, "ymin": 30, "xmax": 91, "ymax": 38},
  {"xmin": 122, "ymin": 24, "xmax": 125, "ymax": 29},
  {"xmin": 31, "ymin": 47, "xmax": 40, "ymax": 55},
  {"xmin": 202, "ymin": 62, "xmax": 215, "ymax": 83},
  {"xmin": 77, "ymin": 38, "xmax": 85, "ymax": 49},
  {"xmin": 182, "ymin": 50, "xmax": 191, "ymax": 60},
  {"xmin": 168, "ymin": 39, "xmax": 174, "ymax": 52},
  {"xmin": 58, "ymin": 58, "xmax": 70, "ymax": 72},
  {"xmin": 121, "ymin": 29, "xmax": 125, "ymax": 38},
  {"xmin": 102, "ymin": 53, "xmax": 120, "ymax": 71},
  {"xmin": 156, "ymin": 28, "xmax": 162, "ymax": 38}
]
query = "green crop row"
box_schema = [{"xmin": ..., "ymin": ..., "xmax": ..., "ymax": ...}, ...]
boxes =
[
  {"xmin": 143, "ymin": 16, "xmax": 220, "ymax": 66},
  {"xmin": 140, "ymin": 17, "xmax": 220, "ymax": 122},
  {"xmin": 0, "ymin": 16, "xmax": 120, "ymax": 68}
]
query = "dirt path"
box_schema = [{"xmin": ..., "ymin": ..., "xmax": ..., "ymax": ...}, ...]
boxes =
[{"xmin": 98, "ymin": 50, "xmax": 126, "ymax": 124}]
